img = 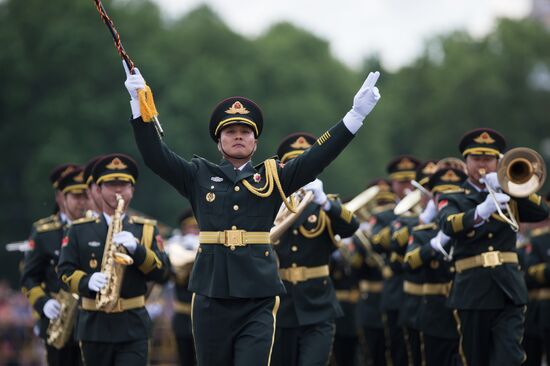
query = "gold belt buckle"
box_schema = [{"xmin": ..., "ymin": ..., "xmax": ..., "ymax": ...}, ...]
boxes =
[
  {"xmin": 288, "ymin": 267, "xmax": 306, "ymax": 284},
  {"xmin": 482, "ymin": 251, "xmax": 502, "ymax": 267},
  {"xmin": 224, "ymin": 229, "xmax": 245, "ymax": 248}
]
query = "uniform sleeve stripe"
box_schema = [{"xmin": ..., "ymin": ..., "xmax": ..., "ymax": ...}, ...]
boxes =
[
  {"xmin": 138, "ymin": 248, "xmax": 162, "ymax": 274},
  {"xmin": 340, "ymin": 207, "xmax": 353, "ymax": 223},
  {"xmin": 447, "ymin": 213, "xmax": 465, "ymax": 232},
  {"xmin": 62, "ymin": 270, "xmax": 86, "ymax": 294},
  {"xmin": 26, "ymin": 286, "xmax": 47, "ymax": 307}
]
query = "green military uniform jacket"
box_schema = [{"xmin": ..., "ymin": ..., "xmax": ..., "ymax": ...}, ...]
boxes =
[
  {"xmin": 330, "ymin": 246, "xmax": 360, "ymax": 337},
  {"xmin": 57, "ymin": 214, "xmax": 170, "ymax": 342},
  {"xmin": 275, "ymin": 198, "xmax": 358, "ymax": 327},
  {"xmin": 21, "ymin": 214, "xmax": 65, "ymax": 338},
  {"xmin": 132, "ymin": 117, "xmax": 355, "ymax": 298},
  {"xmin": 404, "ymin": 223, "xmax": 458, "ymax": 340},
  {"xmin": 526, "ymin": 227, "xmax": 550, "ymax": 330},
  {"xmin": 438, "ymin": 180, "xmax": 549, "ymax": 309}
]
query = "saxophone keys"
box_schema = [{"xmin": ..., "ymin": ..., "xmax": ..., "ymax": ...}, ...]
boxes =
[{"xmin": 114, "ymin": 252, "xmax": 134, "ymax": 265}]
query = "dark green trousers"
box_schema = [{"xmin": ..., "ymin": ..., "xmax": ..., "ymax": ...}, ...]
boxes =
[
  {"xmin": 80, "ymin": 339, "xmax": 148, "ymax": 366},
  {"xmin": 45, "ymin": 339, "xmax": 82, "ymax": 366},
  {"xmin": 360, "ymin": 327, "xmax": 387, "ymax": 366},
  {"xmin": 384, "ymin": 311, "xmax": 407, "ymax": 366},
  {"xmin": 175, "ymin": 335, "xmax": 196, "ymax": 366},
  {"xmin": 456, "ymin": 305, "xmax": 525, "ymax": 366},
  {"xmin": 192, "ymin": 294, "xmax": 280, "ymax": 366},
  {"xmin": 332, "ymin": 335, "xmax": 359, "ymax": 366},
  {"xmin": 271, "ymin": 320, "xmax": 335, "ymax": 366},
  {"xmin": 422, "ymin": 334, "xmax": 459, "ymax": 366}
]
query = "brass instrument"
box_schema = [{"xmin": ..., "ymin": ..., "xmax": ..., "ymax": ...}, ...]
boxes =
[
  {"xmin": 46, "ymin": 290, "xmax": 79, "ymax": 349},
  {"xmin": 270, "ymin": 189, "xmax": 314, "ymax": 243},
  {"xmin": 480, "ymin": 147, "xmax": 546, "ymax": 232},
  {"xmin": 344, "ymin": 185, "xmax": 381, "ymax": 221},
  {"xmin": 96, "ymin": 194, "xmax": 134, "ymax": 312},
  {"xmin": 393, "ymin": 188, "xmax": 423, "ymax": 216},
  {"xmin": 166, "ymin": 241, "xmax": 198, "ymax": 284}
]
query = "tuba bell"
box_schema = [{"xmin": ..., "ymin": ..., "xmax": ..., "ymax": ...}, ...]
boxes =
[
  {"xmin": 270, "ymin": 189, "xmax": 314, "ymax": 243},
  {"xmin": 497, "ymin": 147, "xmax": 546, "ymax": 198}
]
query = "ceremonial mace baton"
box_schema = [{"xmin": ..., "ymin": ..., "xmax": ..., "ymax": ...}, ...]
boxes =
[{"xmin": 92, "ymin": 0, "xmax": 164, "ymax": 137}]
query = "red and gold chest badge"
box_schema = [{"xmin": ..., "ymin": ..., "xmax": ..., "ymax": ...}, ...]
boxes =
[
  {"xmin": 61, "ymin": 236, "xmax": 69, "ymax": 247},
  {"xmin": 156, "ymin": 235, "xmax": 165, "ymax": 252},
  {"xmin": 253, "ymin": 173, "xmax": 261, "ymax": 183}
]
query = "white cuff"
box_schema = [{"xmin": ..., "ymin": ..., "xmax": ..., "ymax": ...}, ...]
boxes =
[
  {"xmin": 342, "ymin": 109, "xmax": 364, "ymax": 135},
  {"xmin": 130, "ymin": 99, "xmax": 141, "ymax": 119},
  {"xmin": 322, "ymin": 200, "xmax": 332, "ymax": 211}
]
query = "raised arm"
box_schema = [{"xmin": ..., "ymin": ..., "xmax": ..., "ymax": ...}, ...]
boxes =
[
  {"xmin": 124, "ymin": 62, "xmax": 197, "ymax": 198},
  {"xmin": 280, "ymin": 72, "xmax": 381, "ymax": 194}
]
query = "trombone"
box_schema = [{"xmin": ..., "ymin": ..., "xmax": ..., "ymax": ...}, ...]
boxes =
[{"xmin": 480, "ymin": 147, "xmax": 546, "ymax": 232}]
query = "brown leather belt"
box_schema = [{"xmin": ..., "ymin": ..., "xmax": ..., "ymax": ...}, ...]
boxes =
[
  {"xmin": 279, "ymin": 265, "xmax": 329, "ymax": 284},
  {"xmin": 174, "ymin": 300, "xmax": 192, "ymax": 314},
  {"xmin": 359, "ymin": 280, "xmax": 384, "ymax": 293},
  {"xmin": 81, "ymin": 296, "xmax": 145, "ymax": 313},
  {"xmin": 335, "ymin": 290, "xmax": 360, "ymax": 303},
  {"xmin": 199, "ymin": 230, "xmax": 271, "ymax": 249},
  {"xmin": 455, "ymin": 251, "xmax": 518, "ymax": 273}
]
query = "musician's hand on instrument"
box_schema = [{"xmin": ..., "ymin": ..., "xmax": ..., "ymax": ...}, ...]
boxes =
[
  {"xmin": 343, "ymin": 71, "xmax": 381, "ymax": 134},
  {"xmin": 113, "ymin": 231, "xmax": 138, "ymax": 255},
  {"xmin": 88, "ymin": 272, "xmax": 108, "ymax": 292},
  {"xmin": 480, "ymin": 172, "xmax": 501, "ymax": 190},
  {"xmin": 303, "ymin": 179, "xmax": 328, "ymax": 206},
  {"xmin": 476, "ymin": 192, "xmax": 510, "ymax": 220},
  {"xmin": 419, "ymin": 199, "xmax": 437, "ymax": 224},
  {"xmin": 43, "ymin": 299, "xmax": 61, "ymax": 320},
  {"xmin": 430, "ymin": 230, "xmax": 451, "ymax": 258}
]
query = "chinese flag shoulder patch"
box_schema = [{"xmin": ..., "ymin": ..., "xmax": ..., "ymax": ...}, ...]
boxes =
[
  {"xmin": 438, "ymin": 199, "xmax": 449, "ymax": 210},
  {"xmin": 28, "ymin": 239, "xmax": 36, "ymax": 250},
  {"xmin": 61, "ymin": 236, "xmax": 69, "ymax": 247},
  {"xmin": 155, "ymin": 235, "xmax": 164, "ymax": 251}
]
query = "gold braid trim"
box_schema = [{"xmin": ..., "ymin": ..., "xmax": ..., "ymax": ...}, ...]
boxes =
[
  {"xmin": 299, "ymin": 210, "xmax": 327, "ymax": 239},
  {"xmin": 242, "ymin": 159, "xmax": 296, "ymax": 212}
]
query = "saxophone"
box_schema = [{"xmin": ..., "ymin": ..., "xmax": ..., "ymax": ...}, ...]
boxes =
[
  {"xmin": 96, "ymin": 194, "xmax": 134, "ymax": 312},
  {"xmin": 46, "ymin": 289, "xmax": 79, "ymax": 349}
]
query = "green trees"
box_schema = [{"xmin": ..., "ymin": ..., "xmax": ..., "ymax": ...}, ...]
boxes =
[{"xmin": 1, "ymin": 0, "xmax": 549, "ymax": 286}]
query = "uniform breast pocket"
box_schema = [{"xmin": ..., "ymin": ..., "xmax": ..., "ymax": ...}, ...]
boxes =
[{"xmin": 198, "ymin": 182, "xmax": 229, "ymax": 215}]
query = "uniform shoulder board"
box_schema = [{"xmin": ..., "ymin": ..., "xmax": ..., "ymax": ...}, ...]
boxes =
[
  {"xmin": 327, "ymin": 193, "xmax": 340, "ymax": 201},
  {"xmin": 129, "ymin": 216, "xmax": 157, "ymax": 226},
  {"xmin": 441, "ymin": 188, "xmax": 465, "ymax": 195},
  {"xmin": 254, "ymin": 157, "xmax": 278, "ymax": 170},
  {"xmin": 36, "ymin": 220, "xmax": 63, "ymax": 233},
  {"xmin": 531, "ymin": 226, "xmax": 550, "ymax": 238},
  {"xmin": 72, "ymin": 217, "xmax": 99, "ymax": 225},
  {"xmin": 33, "ymin": 214, "xmax": 57, "ymax": 227},
  {"xmin": 412, "ymin": 223, "xmax": 438, "ymax": 232}
]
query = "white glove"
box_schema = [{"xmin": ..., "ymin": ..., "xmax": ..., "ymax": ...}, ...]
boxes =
[
  {"xmin": 480, "ymin": 172, "xmax": 501, "ymax": 191},
  {"xmin": 303, "ymin": 179, "xmax": 328, "ymax": 206},
  {"xmin": 146, "ymin": 303, "xmax": 163, "ymax": 320},
  {"xmin": 113, "ymin": 231, "xmax": 138, "ymax": 255},
  {"xmin": 343, "ymin": 71, "xmax": 381, "ymax": 134},
  {"xmin": 123, "ymin": 61, "xmax": 145, "ymax": 118},
  {"xmin": 475, "ymin": 192, "xmax": 510, "ymax": 221},
  {"xmin": 419, "ymin": 199, "xmax": 437, "ymax": 224},
  {"xmin": 43, "ymin": 299, "xmax": 61, "ymax": 320},
  {"xmin": 430, "ymin": 231, "xmax": 451, "ymax": 258},
  {"xmin": 88, "ymin": 272, "xmax": 108, "ymax": 292}
]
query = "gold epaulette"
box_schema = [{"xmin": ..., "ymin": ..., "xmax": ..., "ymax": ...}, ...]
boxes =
[
  {"xmin": 412, "ymin": 223, "xmax": 438, "ymax": 232},
  {"xmin": 327, "ymin": 193, "xmax": 340, "ymax": 200},
  {"xmin": 33, "ymin": 214, "xmax": 57, "ymax": 227},
  {"xmin": 531, "ymin": 226, "xmax": 550, "ymax": 238},
  {"xmin": 72, "ymin": 216, "xmax": 99, "ymax": 225},
  {"xmin": 129, "ymin": 216, "xmax": 158, "ymax": 226},
  {"xmin": 36, "ymin": 220, "xmax": 62, "ymax": 233},
  {"xmin": 441, "ymin": 188, "xmax": 465, "ymax": 195}
]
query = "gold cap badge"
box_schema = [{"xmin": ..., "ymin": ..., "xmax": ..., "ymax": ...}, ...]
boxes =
[
  {"xmin": 441, "ymin": 170, "xmax": 461, "ymax": 182},
  {"xmin": 290, "ymin": 136, "xmax": 312, "ymax": 149},
  {"xmin": 106, "ymin": 158, "xmax": 128, "ymax": 170},
  {"xmin": 225, "ymin": 101, "xmax": 250, "ymax": 115},
  {"xmin": 473, "ymin": 132, "xmax": 495, "ymax": 144},
  {"xmin": 75, "ymin": 171, "xmax": 85, "ymax": 183},
  {"xmin": 422, "ymin": 162, "xmax": 438, "ymax": 175},
  {"xmin": 397, "ymin": 158, "xmax": 415, "ymax": 170}
]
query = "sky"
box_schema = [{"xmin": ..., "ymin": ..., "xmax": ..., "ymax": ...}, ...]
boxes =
[{"xmin": 152, "ymin": 0, "xmax": 532, "ymax": 70}]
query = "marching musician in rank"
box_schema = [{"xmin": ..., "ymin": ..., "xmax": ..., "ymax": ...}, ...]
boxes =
[
  {"xmin": 437, "ymin": 128, "xmax": 549, "ymax": 366},
  {"xmin": 123, "ymin": 61, "xmax": 381, "ymax": 365},
  {"xmin": 58, "ymin": 153, "xmax": 170, "ymax": 366},
  {"xmin": 271, "ymin": 132, "xmax": 360, "ymax": 366},
  {"xmin": 21, "ymin": 165, "xmax": 87, "ymax": 366}
]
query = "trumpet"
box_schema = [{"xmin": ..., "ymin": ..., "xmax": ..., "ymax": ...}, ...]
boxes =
[
  {"xmin": 480, "ymin": 147, "xmax": 546, "ymax": 232},
  {"xmin": 270, "ymin": 189, "xmax": 314, "ymax": 243}
]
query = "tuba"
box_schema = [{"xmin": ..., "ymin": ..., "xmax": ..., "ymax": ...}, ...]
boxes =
[
  {"xmin": 96, "ymin": 194, "xmax": 134, "ymax": 312},
  {"xmin": 481, "ymin": 147, "xmax": 546, "ymax": 232},
  {"xmin": 270, "ymin": 189, "xmax": 314, "ymax": 243},
  {"xmin": 46, "ymin": 290, "xmax": 79, "ymax": 349},
  {"xmin": 344, "ymin": 186, "xmax": 381, "ymax": 221}
]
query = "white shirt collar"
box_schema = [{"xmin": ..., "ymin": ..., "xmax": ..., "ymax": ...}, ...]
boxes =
[{"xmin": 103, "ymin": 212, "xmax": 125, "ymax": 226}]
